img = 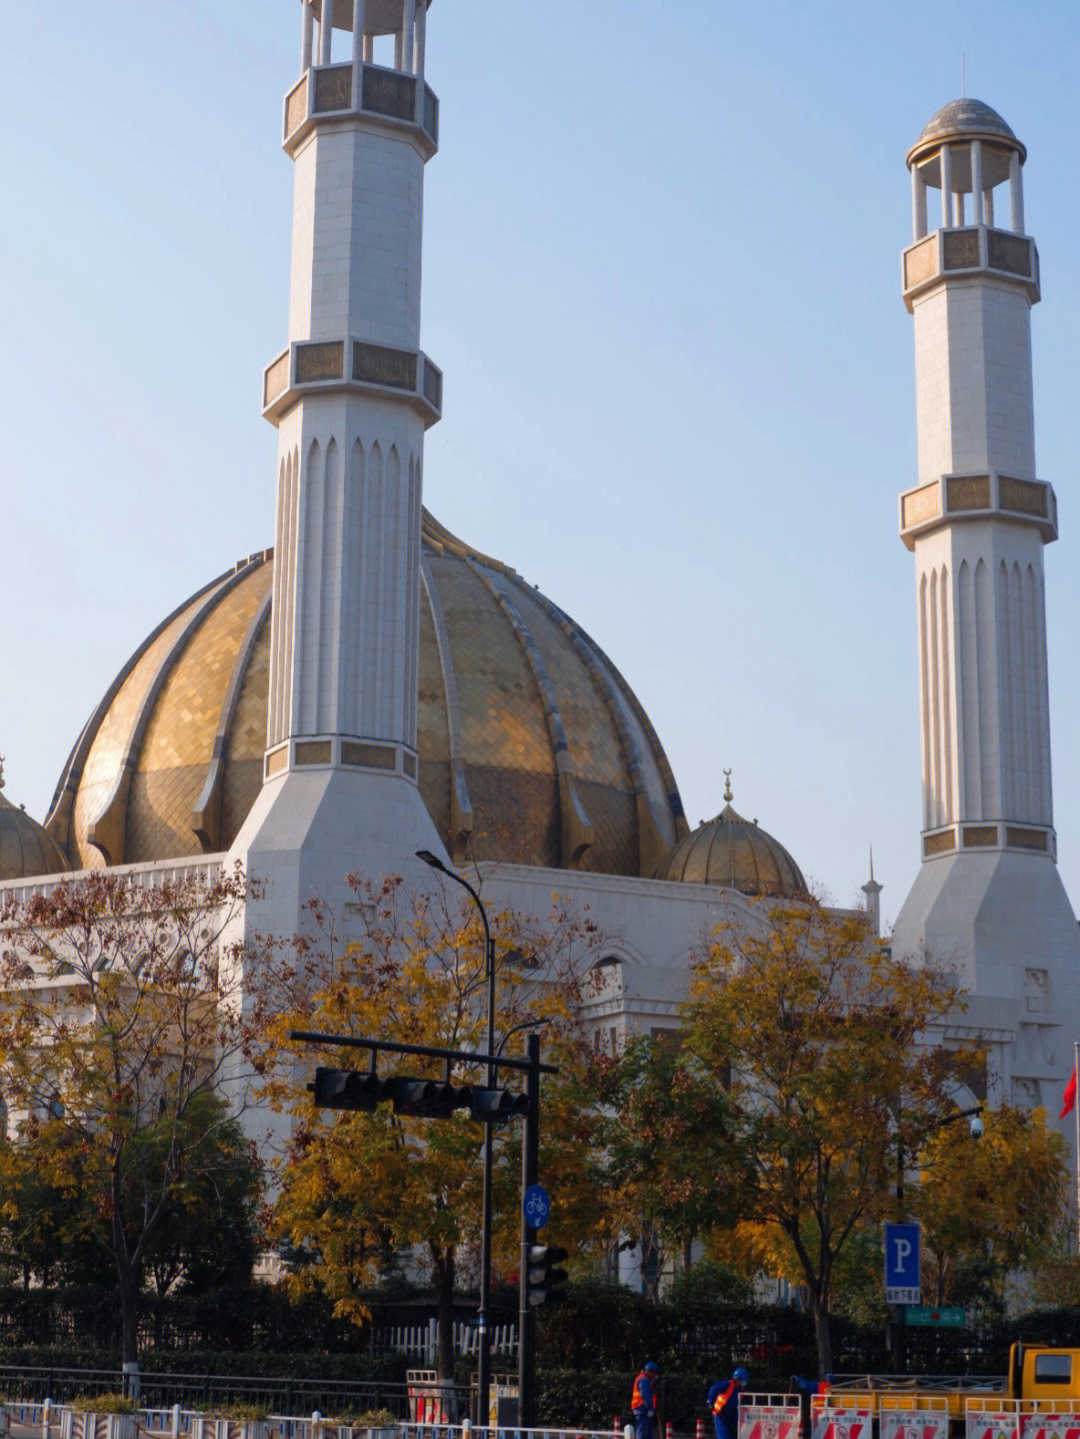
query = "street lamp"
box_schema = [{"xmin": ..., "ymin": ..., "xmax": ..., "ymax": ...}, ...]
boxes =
[{"xmin": 417, "ymin": 850, "xmax": 496, "ymax": 1427}]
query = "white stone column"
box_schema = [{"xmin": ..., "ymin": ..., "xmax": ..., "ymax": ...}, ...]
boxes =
[
  {"xmin": 353, "ymin": 0, "xmax": 365, "ymax": 102},
  {"xmin": 363, "ymin": 33, "xmax": 374, "ymax": 61},
  {"xmin": 414, "ymin": 0, "xmax": 427, "ymax": 80},
  {"xmin": 971, "ymin": 141, "xmax": 984, "ymax": 224},
  {"xmin": 912, "ymin": 165, "xmax": 927, "ymax": 240},
  {"xmin": 985, "ymin": 187, "xmax": 995, "ymax": 227},
  {"xmin": 319, "ymin": 0, "xmax": 333, "ymax": 65},
  {"xmin": 403, "ymin": 0, "xmax": 416, "ymax": 74},
  {"xmin": 394, "ymin": 29, "xmax": 403, "ymax": 69},
  {"xmin": 954, "ymin": 190, "xmax": 965, "ymax": 227},
  {"xmin": 940, "ymin": 145, "xmax": 952, "ymax": 228},
  {"xmin": 1011, "ymin": 152, "xmax": 1025, "ymax": 233},
  {"xmin": 301, "ymin": 1, "xmax": 315, "ymax": 71}
]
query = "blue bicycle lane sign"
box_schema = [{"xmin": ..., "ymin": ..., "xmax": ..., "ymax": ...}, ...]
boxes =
[{"xmin": 524, "ymin": 1183, "xmax": 551, "ymax": 1228}]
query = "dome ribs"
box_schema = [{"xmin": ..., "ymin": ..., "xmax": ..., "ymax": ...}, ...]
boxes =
[
  {"xmin": 420, "ymin": 549, "xmax": 474, "ymax": 863},
  {"xmin": 85, "ymin": 559, "xmax": 264, "ymax": 866},
  {"xmin": 466, "ymin": 560, "xmax": 594, "ymax": 869},
  {"xmin": 659, "ymin": 803, "xmax": 809, "ymax": 897},
  {"xmin": 52, "ymin": 510, "xmax": 687, "ymax": 878},
  {"xmin": 44, "ymin": 568, "xmax": 230, "ymax": 856},
  {"xmin": 525, "ymin": 587, "xmax": 681, "ymax": 877},
  {"xmin": 191, "ymin": 576, "xmax": 273, "ymax": 853}
]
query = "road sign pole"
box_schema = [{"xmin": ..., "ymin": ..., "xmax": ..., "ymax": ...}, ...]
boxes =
[{"xmin": 518, "ymin": 1033, "xmax": 541, "ymax": 1428}]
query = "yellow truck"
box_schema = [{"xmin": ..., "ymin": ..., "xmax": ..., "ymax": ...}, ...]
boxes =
[{"xmin": 819, "ymin": 1348, "xmax": 1080, "ymax": 1435}]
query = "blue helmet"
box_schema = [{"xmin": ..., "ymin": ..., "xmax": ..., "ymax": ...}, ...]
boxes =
[
  {"xmin": 645, "ymin": 1363, "xmax": 659, "ymax": 1374},
  {"xmin": 734, "ymin": 1368, "xmax": 749, "ymax": 1385}
]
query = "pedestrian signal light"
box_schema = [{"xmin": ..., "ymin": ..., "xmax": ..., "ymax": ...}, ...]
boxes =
[{"xmin": 524, "ymin": 1243, "xmax": 569, "ymax": 1307}]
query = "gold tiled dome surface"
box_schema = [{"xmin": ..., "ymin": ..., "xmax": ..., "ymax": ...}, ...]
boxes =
[
  {"xmin": 46, "ymin": 512, "xmax": 687, "ymax": 876},
  {"xmin": 657, "ymin": 802, "xmax": 808, "ymax": 898},
  {"xmin": 0, "ymin": 776, "xmax": 69, "ymax": 883}
]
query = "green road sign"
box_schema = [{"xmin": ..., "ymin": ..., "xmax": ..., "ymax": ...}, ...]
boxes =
[{"xmin": 905, "ymin": 1305, "xmax": 966, "ymax": 1327}]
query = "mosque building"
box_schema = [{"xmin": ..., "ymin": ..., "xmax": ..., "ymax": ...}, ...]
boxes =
[{"xmin": 2, "ymin": 3, "xmax": 1077, "ymax": 1156}]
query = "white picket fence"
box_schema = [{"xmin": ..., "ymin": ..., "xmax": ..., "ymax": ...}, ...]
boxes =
[{"xmin": 370, "ymin": 1321, "xmax": 518, "ymax": 1362}]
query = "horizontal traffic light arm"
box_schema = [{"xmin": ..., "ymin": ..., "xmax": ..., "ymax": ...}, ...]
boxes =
[{"xmin": 292, "ymin": 1028, "xmax": 557, "ymax": 1076}]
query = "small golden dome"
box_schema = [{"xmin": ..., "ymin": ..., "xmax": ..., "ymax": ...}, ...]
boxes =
[
  {"xmin": 0, "ymin": 759, "xmax": 69, "ymax": 883},
  {"xmin": 45, "ymin": 512, "xmax": 688, "ymax": 878},
  {"xmin": 657, "ymin": 775, "xmax": 807, "ymax": 898}
]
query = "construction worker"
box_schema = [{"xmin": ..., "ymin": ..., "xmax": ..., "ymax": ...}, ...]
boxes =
[
  {"xmin": 631, "ymin": 1362, "xmax": 660, "ymax": 1439},
  {"xmin": 708, "ymin": 1367, "xmax": 749, "ymax": 1439},
  {"xmin": 790, "ymin": 1377, "xmax": 833, "ymax": 1397}
]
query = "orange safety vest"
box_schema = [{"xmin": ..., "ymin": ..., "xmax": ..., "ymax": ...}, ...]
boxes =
[
  {"xmin": 632, "ymin": 1373, "xmax": 654, "ymax": 1412},
  {"xmin": 713, "ymin": 1381, "xmax": 738, "ymax": 1416}
]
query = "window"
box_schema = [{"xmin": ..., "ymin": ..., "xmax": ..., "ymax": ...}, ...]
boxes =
[{"xmin": 1034, "ymin": 1355, "xmax": 1072, "ymax": 1384}]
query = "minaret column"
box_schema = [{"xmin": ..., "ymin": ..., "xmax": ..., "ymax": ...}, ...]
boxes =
[
  {"xmin": 899, "ymin": 105, "xmax": 1053, "ymax": 864},
  {"xmin": 890, "ymin": 101, "xmax": 1080, "ymax": 1087},
  {"xmin": 237, "ymin": 0, "xmax": 446, "ymax": 879}
]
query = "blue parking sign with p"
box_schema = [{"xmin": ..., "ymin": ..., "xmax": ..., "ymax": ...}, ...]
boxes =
[{"xmin": 884, "ymin": 1222, "xmax": 921, "ymax": 1305}]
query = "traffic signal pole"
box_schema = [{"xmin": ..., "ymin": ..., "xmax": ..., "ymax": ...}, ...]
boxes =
[{"xmin": 518, "ymin": 1032, "xmax": 541, "ymax": 1428}]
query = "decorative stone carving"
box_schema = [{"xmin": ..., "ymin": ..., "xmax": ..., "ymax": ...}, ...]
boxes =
[
  {"xmin": 942, "ymin": 227, "xmax": 980, "ymax": 270},
  {"xmin": 999, "ymin": 476, "xmax": 1047, "ymax": 518},
  {"xmin": 946, "ymin": 474, "xmax": 991, "ymax": 511},
  {"xmin": 353, "ymin": 341, "xmax": 416, "ymax": 390},
  {"xmin": 295, "ymin": 341, "xmax": 344, "ymax": 383},
  {"xmin": 314, "ymin": 64, "xmax": 352, "ymax": 113},
  {"xmin": 988, "ymin": 229, "xmax": 1031, "ymax": 277},
  {"xmin": 902, "ymin": 481, "xmax": 940, "ymax": 529},
  {"xmin": 362, "ymin": 65, "xmax": 415, "ymax": 122}
]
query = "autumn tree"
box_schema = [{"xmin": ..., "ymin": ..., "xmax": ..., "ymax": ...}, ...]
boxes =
[
  {"xmin": 913, "ymin": 1103, "xmax": 1066, "ymax": 1309},
  {"xmin": 0, "ymin": 865, "xmax": 273, "ymax": 1379},
  {"xmin": 0, "ymin": 1118, "xmax": 107, "ymax": 1288},
  {"xmin": 265, "ymin": 872, "xmax": 603, "ymax": 1379},
  {"xmin": 684, "ymin": 900, "xmax": 974, "ymax": 1375},
  {"xmin": 585, "ymin": 1033, "xmax": 744, "ymax": 1299}
]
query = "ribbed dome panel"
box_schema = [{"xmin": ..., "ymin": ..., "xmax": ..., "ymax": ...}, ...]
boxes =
[{"xmin": 46, "ymin": 514, "xmax": 687, "ymax": 878}]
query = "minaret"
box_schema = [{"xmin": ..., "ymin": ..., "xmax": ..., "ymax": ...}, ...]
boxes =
[
  {"xmin": 891, "ymin": 99, "xmax": 1080, "ymax": 1111},
  {"xmin": 231, "ymin": 0, "xmax": 449, "ymax": 903}
]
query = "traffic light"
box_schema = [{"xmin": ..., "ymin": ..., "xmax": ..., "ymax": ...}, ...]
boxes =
[
  {"xmin": 311, "ymin": 1068, "xmax": 478, "ymax": 1119},
  {"xmin": 311, "ymin": 1066, "xmax": 391, "ymax": 1111},
  {"xmin": 391, "ymin": 1078, "xmax": 472, "ymax": 1118},
  {"xmin": 524, "ymin": 1243, "xmax": 568, "ymax": 1307},
  {"xmin": 310, "ymin": 1069, "xmax": 531, "ymax": 1123},
  {"xmin": 469, "ymin": 1086, "xmax": 530, "ymax": 1121}
]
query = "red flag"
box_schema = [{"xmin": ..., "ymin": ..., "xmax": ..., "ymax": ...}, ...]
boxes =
[{"xmin": 1060, "ymin": 1066, "xmax": 1077, "ymax": 1119}]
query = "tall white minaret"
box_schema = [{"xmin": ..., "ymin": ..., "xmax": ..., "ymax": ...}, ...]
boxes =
[
  {"xmin": 890, "ymin": 99, "xmax": 1080, "ymax": 1113},
  {"xmin": 231, "ymin": 0, "xmax": 449, "ymax": 907}
]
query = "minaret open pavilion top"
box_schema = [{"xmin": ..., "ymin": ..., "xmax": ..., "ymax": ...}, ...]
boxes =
[{"xmin": 902, "ymin": 98, "xmax": 1040, "ymax": 326}]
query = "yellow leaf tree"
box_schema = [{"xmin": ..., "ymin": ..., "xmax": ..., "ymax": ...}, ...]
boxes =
[
  {"xmin": 914, "ymin": 1103, "xmax": 1066, "ymax": 1308},
  {"xmin": 265, "ymin": 872, "xmax": 604, "ymax": 1378},
  {"xmin": 684, "ymin": 899, "xmax": 975, "ymax": 1375}
]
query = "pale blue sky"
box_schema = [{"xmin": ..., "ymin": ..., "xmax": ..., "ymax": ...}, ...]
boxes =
[{"xmin": 4, "ymin": 1, "xmax": 1080, "ymax": 924}]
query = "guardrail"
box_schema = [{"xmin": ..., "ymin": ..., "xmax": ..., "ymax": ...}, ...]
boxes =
[{"xmin": 2, "ymin": 1413, "xmax": 619, "ymax": 1439}]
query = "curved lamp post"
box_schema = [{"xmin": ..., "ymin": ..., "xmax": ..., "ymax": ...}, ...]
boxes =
[{"xmin": 417, "ymin": 850, "xmax": 495, "ymax": 1426}]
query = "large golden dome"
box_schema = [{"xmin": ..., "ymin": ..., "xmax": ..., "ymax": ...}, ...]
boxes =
[{"xmin": 45, "ymin": 513, "xmax": 687, "ymax": 877}]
